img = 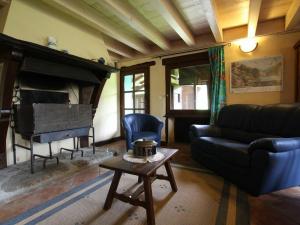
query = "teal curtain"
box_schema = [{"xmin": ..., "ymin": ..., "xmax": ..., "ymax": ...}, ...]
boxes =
[{"xmin": 208, "ymin": 46, "xmax": 226, "ymax": 124}]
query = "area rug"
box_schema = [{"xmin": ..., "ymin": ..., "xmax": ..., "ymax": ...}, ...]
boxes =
[
  {"xmin": 1, "ymin": 165, "xmax": 250, "ymax": 225},
  {"xmin": 0, "ymin": 147, "xmax": 115, "ymax": 203}
]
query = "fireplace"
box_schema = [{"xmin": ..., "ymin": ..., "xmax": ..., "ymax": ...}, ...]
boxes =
[{"xmin": 0, "ymin": 33, "xmax": 117, "ymax": 170}]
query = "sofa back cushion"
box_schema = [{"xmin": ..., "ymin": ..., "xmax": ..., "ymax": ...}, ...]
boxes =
[
  {"xmin": 282, "ymin": 107, "xmax": 300, "ymax": 137},
  {"xmin": 217, "ymin": 104, "xmax": 300, "ymax": 137},
  {"xmin": 217, "ymin": 104, "xmax": 259, "ymax": 130},
  {"xmin": 250, "ymin": 104, "xmax": 296, "ymax": 136}
]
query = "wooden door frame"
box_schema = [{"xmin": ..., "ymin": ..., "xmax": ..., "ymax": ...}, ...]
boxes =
[
  {"xmin": 294, "ymin": 40, "xmax": 300, "ymax": 102},
  {"xmin": 119, "ymin": 61, "xmax": 155, "ymax": 137}
]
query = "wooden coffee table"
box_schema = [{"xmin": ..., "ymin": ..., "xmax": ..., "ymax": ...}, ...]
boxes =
[{"xmin": 99, "ymin": 148, "xmax": 178, "ymax": 225}]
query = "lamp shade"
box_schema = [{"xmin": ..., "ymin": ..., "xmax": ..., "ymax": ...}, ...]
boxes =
[{"xmin": 239, "ymin": 38, "xmax": 258, "ymax": 53}]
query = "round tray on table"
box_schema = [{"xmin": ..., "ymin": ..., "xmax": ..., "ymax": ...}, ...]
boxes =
[{"xmin": 123, "ymin": 151, "xmax": 164, "ymax": 163}]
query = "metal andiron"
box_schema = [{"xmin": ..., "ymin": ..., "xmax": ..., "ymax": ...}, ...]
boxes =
[{"xmin": 12, "ymin": 91, "xmax": 95, "ymax": 173}]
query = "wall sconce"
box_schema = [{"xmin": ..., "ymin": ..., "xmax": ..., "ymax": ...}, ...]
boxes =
[{"xmin": 239, "ymin": 38, "xmax": 258, "ymax": 53}]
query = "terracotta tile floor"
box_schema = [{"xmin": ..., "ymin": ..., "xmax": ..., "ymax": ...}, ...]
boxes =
[{"xmin": 0, "ymin": 140, "xmax": 300, "ymax": 225}]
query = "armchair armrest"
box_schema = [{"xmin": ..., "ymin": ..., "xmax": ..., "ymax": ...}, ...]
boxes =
[
  {"xmin": 249, "ymin": 138, "xmax": 300, "ymax": 153},
  {"xmin": 152, "ymin": 118, "xmax": 164, "ymax": 134},
  {"xmin": 189, "ymin": 125, "xmax": 221, "ymax": 140}
]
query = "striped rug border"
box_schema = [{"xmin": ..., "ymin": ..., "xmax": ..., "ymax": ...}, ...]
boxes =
[
  {"xmin": 1, "ymin": 171, "xmax": 113, "ymax": 225},
  {"xmin": 1, "ymin": 165, "xmax": 250, "ymax": 225}
]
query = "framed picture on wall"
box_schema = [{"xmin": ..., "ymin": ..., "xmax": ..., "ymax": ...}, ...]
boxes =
[{"xmin": 230, "ymin": 55, "xmax": 283, "ymax": 93}]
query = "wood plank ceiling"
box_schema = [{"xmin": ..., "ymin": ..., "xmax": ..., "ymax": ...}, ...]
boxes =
[{"xmin": 40, "ymin": 0, "xmax": 300, "ymax": 62}]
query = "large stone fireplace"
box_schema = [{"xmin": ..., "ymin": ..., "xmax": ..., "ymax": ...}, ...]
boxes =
[{"xmin": 0, "ymin": 33, "xmax": 117, "ymax": 169}]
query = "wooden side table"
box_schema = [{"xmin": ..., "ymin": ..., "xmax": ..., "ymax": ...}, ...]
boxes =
[{"xmin": 99, "ymin": 148, "xmax": 178, "ymax": 225}]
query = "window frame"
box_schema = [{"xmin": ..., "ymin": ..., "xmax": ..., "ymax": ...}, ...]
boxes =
[
  {"xmin": 163, "ymin": 52, "xmax": 211, "ymax": 117},
  {"xmin": 120, "ymin": 62, "xmax": 154, "ymax": 135}
]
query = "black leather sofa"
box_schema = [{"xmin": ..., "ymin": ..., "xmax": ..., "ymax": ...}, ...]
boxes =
[{"xmin": 190, "ymin": 104, "xmax": 300, "ymax": 196}]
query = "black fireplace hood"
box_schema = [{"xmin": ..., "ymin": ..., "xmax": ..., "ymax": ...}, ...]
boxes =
[
  {"xmin": 20, "ymin": 56, "xmax": 100, "ymax": 84},
  {"xmin": 0, "ymin": 33, "xmax": 118, "ymax": 83}
]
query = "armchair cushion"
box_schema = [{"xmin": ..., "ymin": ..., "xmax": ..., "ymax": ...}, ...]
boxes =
[
  {"xmin": 122, "ymin": 113, "xmax": 164, "ymax": 150},
  {"xmin": 132, "ymin": 132, "xmax": 159, "ymax": 142},
  {"xmin": 249, "ymin": 138, "xmax": 300, "ymax": 153}
]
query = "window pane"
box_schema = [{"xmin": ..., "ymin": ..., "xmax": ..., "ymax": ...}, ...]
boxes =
[
  {"xmin": 124, "ymin": 92, "xmax": 133, "ymax": 108},
  {"xmin": 135, "ymin": 91, "xmax": 145, "ymax": 108},
  {"xmin": 196, "ymin": 85, "xmax": 209, "ymax": 110},
  {"xmin": 135, "ymin": 109, "xmax": 145, "ymax": 114},
  {"xmin": 173, "ymin": 85, "xmax": 194, "ymax": 109},
  {"xmin": 171, "ymin": 64, "xmax": 210, "ymax": 110},
  {"xmin": 125, "ymin": 110, "xmax": 133, "ymax": 115},
  {"xmin": 124, "ymin": 75, "xmax": 133, "ymax": 91},
  {"xmin": 135, "ymin": 73, "xmax": 144, "ymax": 91}
]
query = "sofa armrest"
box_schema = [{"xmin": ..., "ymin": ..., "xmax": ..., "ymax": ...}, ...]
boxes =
[
  {"xmin": 189, "ymin": 125, "xmax": 221, "ymax": 140},
  {"xmin": 249, "ymin": 138, "xmax": 300, "ymax": 153}
]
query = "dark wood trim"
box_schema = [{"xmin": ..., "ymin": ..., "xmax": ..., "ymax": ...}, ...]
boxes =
[
  {"xmin": 165, "ymin": 110, "xmax": 210, "ymax": 118},
  {"xmin": 162, "ymin": 52, "xmax": 209, "ymax": 66},
  {"xmin": 94, "ymin": 136, "xmax": 122, "ymax": 147},
  {"xmin": 119, "ymin": 62, "xmax": 153, "ymax": 138},
  {"xmin": 0, "ymin": 58, "xmax": 20, "ymax": 168},
  {"xmin": 294, "ymin": 41, "xmax": 300, "ymax": 102},
  {"xmin": 160, "ymin": 141, "xmax": 167, "ymax": 147},
  {"xmin": 120, "ymin": 61, "xmax": 155, "ymax": 73}
]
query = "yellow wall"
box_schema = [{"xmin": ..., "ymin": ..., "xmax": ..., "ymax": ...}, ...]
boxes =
[
  {"xmin": 226, "ymin": 32, "xmax": 300, "ymax": 105},
  {"xmin": 3, "ymin": 0, "xmax": 110, "ymax": 61},
  {"xmin": 118, "ymin": 31, "xmax": 300, "ymax": 141},
  {"xmin": 2, "ymin": 0, "xmax": 120, "ymax": 165}
]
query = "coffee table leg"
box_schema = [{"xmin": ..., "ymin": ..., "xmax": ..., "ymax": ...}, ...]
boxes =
[
  {"xmin": 143, "ymin": 176, "xmax": 155, "ymax": 225},
  {"xmin": 104, "ymin": 170, "xmax": 122, "ymax": 210},
  {"xmin": 164, "ymin": 160, "xmax": 178, "ymax": 192}
]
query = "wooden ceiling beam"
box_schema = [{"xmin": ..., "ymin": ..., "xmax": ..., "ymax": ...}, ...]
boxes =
[
  {"xmin": 119, "ymin": 33, "xmax": 216, "ymax": 63},
  {"xmin": 286, "ymin": 0, "xmax": 300, "ymax": 30},
  {"xmin": 248, "ymin": 0, "xmax": 262, "ymax": 38},
  {"xmin": 41, "ymin": 0, "xmax": 148, "ymax": 54},
  {"xmin": 152, "ymin": 0, "xmax": 195, "ymax": 46},
  {"xmin": 102, "ymin": 35, "xmax": 135, "ymax": 58},
  {"xmin": 224, "ymin": 17, "xmax": 285, "ymax": 42},
  {"xmin": 0, "ymin": 0, "xmax": 9, "ymax": 7},
  {"xmin": 108, "ymin": 50, "xmax": 123, "ymax": 62},
  {"xmin": 101, "ymin": 0, "xmax": 170, "ymax": 50},
  {"xmin": 199, "ymin": 0, "xmax": 223, "ymax": 42}
]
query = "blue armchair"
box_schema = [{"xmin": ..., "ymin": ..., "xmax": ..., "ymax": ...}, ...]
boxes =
[{"xmin": 122, "ymin": 113, "xmax": 164, "ymax": 150}]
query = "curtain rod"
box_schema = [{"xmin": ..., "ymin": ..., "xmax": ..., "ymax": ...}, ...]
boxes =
[
  {"xmin": 155, "ymin": 29, "xmax": 300, "ymax": 59},
  {"xmin": 153, "ymin": 42, "xmax": 231, "ymax": 59}
]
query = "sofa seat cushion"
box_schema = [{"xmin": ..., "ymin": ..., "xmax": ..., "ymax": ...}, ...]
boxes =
[
  {"xmin": 132, "ymin": 132, "xmax": 159, "ymax": 142},
  {"xmin": 193, "ymin": 137, "xmax": 250, "ymax": 167}
]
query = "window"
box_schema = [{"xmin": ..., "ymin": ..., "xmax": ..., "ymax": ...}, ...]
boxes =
[
  {"xmin": 163, "ymin": 52, "xmax": 211, "ymax": 116},
  {"xmin": 171, "ymin": 64, "xmax": 210, "ymax": 110},
  {"xmin": 123, "ymin": 73, "xmax": 146, "ymax": 115}
]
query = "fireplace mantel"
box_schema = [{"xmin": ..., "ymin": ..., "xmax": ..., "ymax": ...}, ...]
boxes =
[{"xmin": 0, "ymin": 33, "xmax": 118, "ymax": 168}]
